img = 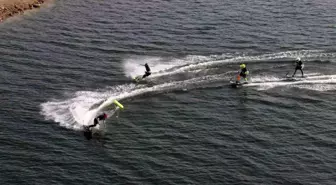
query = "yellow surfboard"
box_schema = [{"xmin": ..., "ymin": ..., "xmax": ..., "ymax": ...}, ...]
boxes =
[{"xmin": 113, "ymin": 100, "xmax": 124, "ymax": 109}]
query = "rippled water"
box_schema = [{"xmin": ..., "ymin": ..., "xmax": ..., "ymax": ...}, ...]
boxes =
[{"xmin": 0, "ymin": 0, "xmax": 336, "ymax": 184}]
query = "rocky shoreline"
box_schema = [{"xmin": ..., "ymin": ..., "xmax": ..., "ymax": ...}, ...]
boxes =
[{"xmin": 0, "ymin": 0, "xmax": 47, "ymax": 22}]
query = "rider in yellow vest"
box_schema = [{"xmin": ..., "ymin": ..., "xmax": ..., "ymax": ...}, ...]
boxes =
[{"xmin": 239, "ymin": 64, "xmax": 249, "ymax": 82}]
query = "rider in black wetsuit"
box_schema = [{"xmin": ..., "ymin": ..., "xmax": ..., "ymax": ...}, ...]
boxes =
[
  {"xmin": 84, "ymin": 113, "xmax": 107, "ymax": 140},
  {"xmin": 292, "ymin": 57, "xmax": 304, "ymax": 77},
  {"xmin": 89, "ymin": 113, "xmax": 107, "ymax": 128},
  {"xmin": 142, "ymin": 63, "xmax": 151, "ymax": 78}
]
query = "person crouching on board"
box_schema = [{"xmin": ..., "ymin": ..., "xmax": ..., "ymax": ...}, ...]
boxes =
[
  {"xmin": 89, "ymin": 113, "xmax": 107, "ymax": 129},
  {"xmin": 134, "ymin": 63, "xmax": 151, "ymax": 82},
  {"xmin": 239, "ymin": 63, "xmax": 249, "ymax": 83},
  {"xmin": 142, "ymin": 63, "xmax": 151, "ymax": 79},
  {"xmin": 84, "ymin": 113, "xmax": 107, "ymax": 140},
  {"xmin": 292, "ymin": 57, "xmax": 304, "ymax": 77}
]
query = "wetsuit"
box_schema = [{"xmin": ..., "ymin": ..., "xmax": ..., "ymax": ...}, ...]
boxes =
[
  {"xmin": 88, "ymin": 114, "xmax": 106, "ymax": 128},
  {"xmin": 142, "ymin": 63, "xmax": 151, "ymax": 78},
  {"xmin": 84, "ymin": 114, "xmax": 106, "ymax": 140},
  {"xmin": 292, "ymin": 60, "xmax": 304, "ymax": 77}
]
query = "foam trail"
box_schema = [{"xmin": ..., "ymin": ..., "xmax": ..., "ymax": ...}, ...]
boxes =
[
  {"xmin": 82, "ymin": 73, "xmax": 336, "ymax": 115},
  {"xmin": 118, "ymin": 72, "xmax": 234, "ymax": 101},
  {"xmin": 138, "ymin": 50, "xmax": 335, "ymax": 79},
  {"xmin": 42, "ymin": 71, "xmax": 336, "ymax": 130},
  {"xmin": 41, "ymin": 84, "xmax": 136, "ymax": 130},
  {"xmin": 42, "ymin": 50, "xmax": 336, "ymax": 129},
  {"xmin": 250, "ymin": 73, "xmax": 336, "ymax": 83},
  {"xmin": 295, "ymin": 84, "xmax": 336, "ymax": 91},
  {"xmin": 69, "ymin": 72, "xmax": 336, "ymax": 127},
  {"xmin": 41, "ymin": 72, "xmax": 232, "ymax": 130},
  {"xmin": 123, "ymin": 56, "xmax": 162, "ymax": 78},
  {"xmin": 247, "ymin": 74, "xmax": 336, "ymax": 90},
  {"xmin": 123, "ymin": 55, "xmax": 211, "ymax": 78}
]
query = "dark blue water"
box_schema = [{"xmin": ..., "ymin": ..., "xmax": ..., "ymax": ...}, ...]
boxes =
[{"xmin": 0, "ymin": 0, "xmax": 336, "ymax": 184}]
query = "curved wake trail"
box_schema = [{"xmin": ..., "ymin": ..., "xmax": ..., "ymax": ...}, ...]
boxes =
[
  {"xmin": 41, "ymin": 50, "xmax": 336, "ymax": 130},
  {"xmin": 42, "ymin": 72, "xmax": 336, "ymax": 130},
  {"xmin": 41, "ymin": 72, "xmax": 231, "ymax": 130}
]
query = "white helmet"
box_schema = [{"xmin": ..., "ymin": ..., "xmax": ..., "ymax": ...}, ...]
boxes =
[{"xmin": 296, "ymin": 57, "xmax": 301, "ymax": 61}]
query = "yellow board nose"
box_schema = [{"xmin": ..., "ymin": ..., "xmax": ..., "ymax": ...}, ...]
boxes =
[{"xmin": 113, "ymin": 100, "xmax": 124, "ymax": 109}]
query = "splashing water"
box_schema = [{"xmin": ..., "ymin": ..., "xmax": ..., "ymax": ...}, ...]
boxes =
[{"xmin": 41, "ymin": 50, "xmax": 336, "ymax": 130}]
